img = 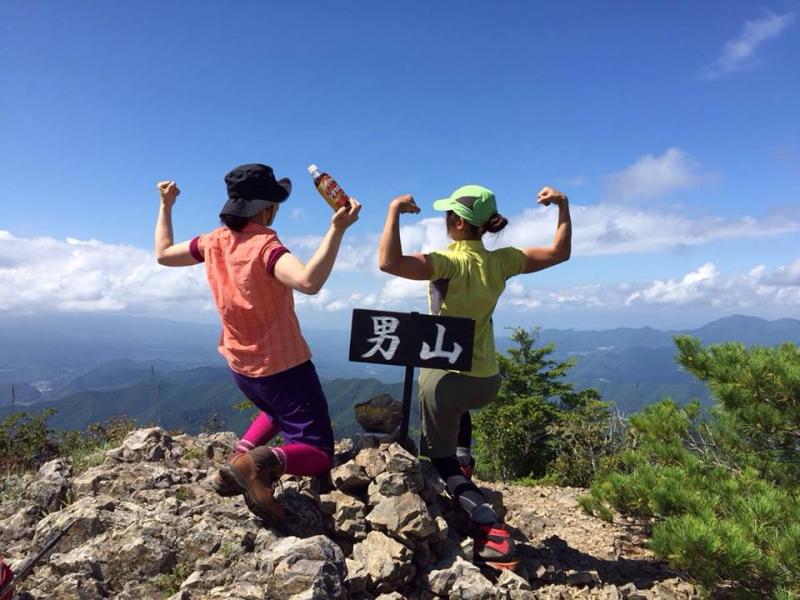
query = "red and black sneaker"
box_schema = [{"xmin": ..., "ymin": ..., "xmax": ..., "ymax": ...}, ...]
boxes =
[
  {"xmin": 473, "ymin": 522, "xmax": 518, "ymax": 571},
  {"xmin": 459, "ymin": 456, "xmax": 476, "ymax": 479}
]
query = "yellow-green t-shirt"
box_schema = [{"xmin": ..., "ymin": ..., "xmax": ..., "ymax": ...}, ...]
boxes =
[{"xmin": 426, "ymin": 240, "xmax": 527, "ymax": 377}]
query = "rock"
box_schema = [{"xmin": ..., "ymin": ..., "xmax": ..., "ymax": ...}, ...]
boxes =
[
  {"xmin": 651, "ymin": 579, "xmax": 696, "ymax": 599},
  {"xmin": 106, "ymin": 427, "xmax": 174, "ymax": 463},
  {"xmin": 345, "ymin": 557, "xmax": 369, "ymax": 594},
  {"xmin": 427, "ymin": 555, "xmax": 499, "ymax": 599},
  {"xmin": 497, "ymin": 568, "xmax": 532, "ymax": 591},
  {"xmin": 567, "ymin": 570, "xmax": 601, "ymax": 586},
  {"xmin": 384, "ymin": 442, "xmax": 420, "ymax": 474},
  {"xmin": 419, "ymin": 459, "xmax": 447, "ymax": 502},
  {"xmin": 354, "ymin": 447, "xmax": 387, "ymax": 479},
  {"xmin": 266, "ymin": 535, "xmax": 346, "ymax": 599},
  {"xmin": 25, "ymin": 459, "xmax": 72, "ymax": 512},
  {"xmin": 355, "ymin": 394, "xmax": 402, "ymax": 433},
  {"xmin": 367, "ymin": 491, "xmax": 436, "ymax": 539},
  {"xmin": 330, "ymin": 462, "xmax": 371, "ymax": 494},
  {"xmin": 352, "ymin": 530, "xmax": 416, "ymax": 593},
  {"xmin": 320, "ymin": 490, "xmax": 368, "ymax": 539},
  {"xmin": 0, "ymin": 427, "xmax": 697, "ymax": 600},
  {"xmin": 49, "ymin": 573, "xmax": 107, "ymax": 599},
  {"xmin": 49, "ymin": 545, "xmax": 102, "ymax": 578}
]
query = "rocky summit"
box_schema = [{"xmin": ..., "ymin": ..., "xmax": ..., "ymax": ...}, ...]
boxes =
[{"xmin": 0, "ymin": 428, "xmax": 696, "ymax": 599}]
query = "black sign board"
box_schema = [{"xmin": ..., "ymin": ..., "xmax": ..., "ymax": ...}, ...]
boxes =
[{"xmin": 349, "ymin": 309, "xmax": 475, "ymax": 372}]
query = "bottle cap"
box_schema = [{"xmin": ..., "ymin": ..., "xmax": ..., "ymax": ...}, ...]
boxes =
[{"xmin": 307, "ymin": 164, "xmax": 318, "ymax": 175}]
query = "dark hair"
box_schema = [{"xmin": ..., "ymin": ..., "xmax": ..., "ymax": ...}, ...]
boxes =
[
  {"xmin": 220, "ymin": 214, "xmax": 249, "ymax": 232},
  {"xmin": 446, "ymin": 210, "xmax": 509, "ymax": 237},
  {"xmin": 481, "ymin": 213, "xmax": 509, "ymax": 234}
]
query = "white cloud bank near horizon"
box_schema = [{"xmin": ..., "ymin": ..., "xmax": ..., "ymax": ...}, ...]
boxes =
[
  {"xmin": 1, "ymin": 146, "xmax": 797, "ymax": 320},
  {"xmin": 701, "ymin": 10, "xmax": 796, "ymax": 80},
  {"xmin": 1, "ymin": 228, "xmax": 799, "ymax": 322}
]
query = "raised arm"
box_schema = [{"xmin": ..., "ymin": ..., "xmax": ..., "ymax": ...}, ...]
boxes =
[
  {"xmin": 274, "ymin": 199, "xmax": 362, "ymax": 295},
  {"xmin": 154, "ymin": 180, "xmax": 199, "ymax": 267},
  {"xmin": 378, "ymin": 195, "xmax": 433, "ymax": 280},
  {"xmin": 521, "ymin": 186, "xmax": 572, "ymax": 274}
]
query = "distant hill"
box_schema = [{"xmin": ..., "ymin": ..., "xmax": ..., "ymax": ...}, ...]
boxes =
[
  {"xmin": 2, "ymin": 313, "xmax": 799, "ymax": 428},
  {"xmin": 0, "ymin": 367, "xmax": 407, "ymax": 439}
]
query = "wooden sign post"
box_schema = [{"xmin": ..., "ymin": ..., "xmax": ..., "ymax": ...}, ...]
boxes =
[{"xmin": 349, "ymin": 309, "xmax": 475, "ymax": 452}]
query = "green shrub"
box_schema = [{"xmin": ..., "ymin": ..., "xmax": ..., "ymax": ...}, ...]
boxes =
[
  {"xmin": 0, "ymin": 409, "xmax": 57, "ymax": 474},
  {"xmin": 474, "ymin": 328, "xmax": 619, "ymax": 484},
  {"xmin": 582, "ymin": 338, "xmax": 800, "ymax": 598},
  {"xmin": 0, "ymin": 411, "xmax": 135, "ymax": 476}
]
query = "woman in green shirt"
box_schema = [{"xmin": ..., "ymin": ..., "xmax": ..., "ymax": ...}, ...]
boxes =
[{"xmin": 378, "ymin": 184, "xmax": 571, "ymax": 571}]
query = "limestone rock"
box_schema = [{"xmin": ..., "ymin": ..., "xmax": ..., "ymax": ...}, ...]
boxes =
[
  {"xmin": 354, "ymin": 393, "xmax": 402, "ymax": 434},
  {"xmin": 25, "ymin": 459, "xmax": 72, "ymax": 512},
  {"xmin": 352, "ymin": 530, "xmax": 416, "ymax": 593},
  {"xmin": 330, "ymin": 462, "xmax": 371, "ymax": 494},
  {"xmin": 265, "ymin": 535, "xmax": 346, "ymax": 599},
  {"xmin": 105, "ymin": 427, "xmax": 175, "ymax": 463},
  {"xmin": 427, "ymin": 556, "xmax": 499, "ymax": 599},
  {"xmin": 367, "ymin": 491, "xmax": 436, "ymax": 540}
]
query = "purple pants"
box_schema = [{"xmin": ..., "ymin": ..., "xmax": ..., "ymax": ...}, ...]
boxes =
[{"xmin": 231, "ymin": 361, "xmax": 334, "ymax": 475}]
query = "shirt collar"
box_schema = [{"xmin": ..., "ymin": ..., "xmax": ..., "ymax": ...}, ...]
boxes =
[{"xmin": 447, "ymin": 239, "xmax": 486, "ymax": 252}]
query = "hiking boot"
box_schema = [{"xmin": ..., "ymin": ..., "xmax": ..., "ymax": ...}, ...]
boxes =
[
  {"xmin": 473, "ymin": 522, "xmax": 518, "ymax": 571},
  {"xmin": 219, "ymin": 450, "xmax": 285, "ymax": 525},
  {"xmin": 211, "ymin": 470, "xmax": 241, "ymax": 497}
]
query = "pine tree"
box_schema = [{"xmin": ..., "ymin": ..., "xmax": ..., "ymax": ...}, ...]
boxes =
[{"xmin": 582, "ymin": 337, "xmax": 800, "ymax": 598}]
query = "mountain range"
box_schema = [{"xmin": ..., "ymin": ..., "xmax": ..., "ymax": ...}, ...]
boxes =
[{"xmin": 1, "ymin": 313, "xmax": 798, "ymax": 434}]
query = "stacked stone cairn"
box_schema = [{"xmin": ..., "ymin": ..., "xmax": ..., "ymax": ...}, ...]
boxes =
[{"xmin": 0, "ymin": 426, "xmax": 697, "ymax": 599}]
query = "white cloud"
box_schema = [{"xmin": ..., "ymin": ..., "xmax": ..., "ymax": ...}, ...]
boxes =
[
  {"xmin": 764, "ymin": 258, "xmax": 800, "ymax": 286},
  {"xmin": 625, "ymin": 263, "xmax": 718, "ymax": 305},
  {"xmin": 393, "ymin": 203, "xmax": 800, "ymax": 258},
  {"xmin": 702, "ymin": 10, "xmax": 796, "ymax": 79},
  {"xmin": 498, "ymin": 259, "xmax": 800, "ymax": 314},
  {"xmin": 0, "ymin": 230, "xmax": 211, "ymax": 313},
  {"xmin": 605, "ymin": 148, "xmax": 712, "ymax": 200}
]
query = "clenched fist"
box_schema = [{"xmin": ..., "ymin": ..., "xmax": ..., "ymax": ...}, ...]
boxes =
[
  {"xmin": 157, "ymin": 181, "xmax": 181, "ymax": 207},
  {"xmin": 537, "ymin": 186, "xmax": 567, "ymax": 207}
]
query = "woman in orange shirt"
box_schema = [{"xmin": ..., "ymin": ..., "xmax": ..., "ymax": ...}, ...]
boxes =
[{"xmin": 155, "ymin": 164, "xmax": 360, "ymax": 523}]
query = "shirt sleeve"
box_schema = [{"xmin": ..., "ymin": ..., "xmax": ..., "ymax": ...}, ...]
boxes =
[
  {"xmin": 260, "ymin": 233, "xmax": 290, "ymax": 275},
  {"xmin": 426, "ymin": 250, "xmax": 459, "ymax": 281},
  {"xmin": 494, "ymin": 247, "xmax": 527, "ymax": 279},
  {"xmin": 189, "ymin": 236, "xmax": 205, "ymax": 263}
]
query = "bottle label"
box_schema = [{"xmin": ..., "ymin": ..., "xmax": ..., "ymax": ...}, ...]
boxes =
[{"xmin": 318, "ymin": 175, "xmax": 350, "ymax": 210}]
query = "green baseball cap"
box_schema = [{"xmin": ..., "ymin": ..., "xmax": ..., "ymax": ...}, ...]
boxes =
[{"xmin": 433, "ymin": 184, "xmax": 497, "ymax": 226}]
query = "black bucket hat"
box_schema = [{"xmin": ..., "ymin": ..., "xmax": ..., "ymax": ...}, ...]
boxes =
[{"xmin": 219, "ymin": 164, "xmax": 292, "ymax": 218}]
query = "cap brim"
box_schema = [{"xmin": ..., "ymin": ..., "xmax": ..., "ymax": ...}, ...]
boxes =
[{"xmin": 433, "ymin": 198, "xmax": 456, "ymax": 212}]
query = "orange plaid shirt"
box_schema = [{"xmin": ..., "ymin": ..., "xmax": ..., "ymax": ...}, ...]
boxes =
[{"xmin": 192, "ymin": 223, "xmax": 311, "ymax": 377}]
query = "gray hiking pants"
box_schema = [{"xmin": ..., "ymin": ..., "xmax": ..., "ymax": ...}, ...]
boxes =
[{"xmin": 418, "ymin": 368, "xmax": 502, "ymax": 458}]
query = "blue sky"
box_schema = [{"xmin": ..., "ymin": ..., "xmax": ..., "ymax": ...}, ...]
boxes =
[{"xmin": 1, "ymin": 1, "xmax": 799, "ymax": 330}]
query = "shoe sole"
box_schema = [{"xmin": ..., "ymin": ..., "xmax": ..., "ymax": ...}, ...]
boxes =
[
  {"xmin": 219, "ymin": 464, "xmax": 283, "ymax": 526},
  {"xmin": 210, "ymin": 476, "xmax": 241, "ymax": 497},
  {"xmin": 477, "ymin": 558, "xmax": 519, "ymax": 572}
]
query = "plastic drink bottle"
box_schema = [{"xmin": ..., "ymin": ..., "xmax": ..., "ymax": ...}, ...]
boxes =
[{"xmin": 308, "ymin": 164, "xmax": 351, "ymax": 211}]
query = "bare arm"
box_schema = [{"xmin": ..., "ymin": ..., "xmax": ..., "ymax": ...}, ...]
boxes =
[
  {"xmin": 154, "ymin": 181, "xmax": 199, "ymax": 267},
  {"xmin": 274, "ymin": 199, "xmax": 362, "ymax": 294},
  {"xmin": 521, "ymin": 187, "xmax": 572, "ymax": 274},
  {"xmin": 378, "ymin": 195, "xmax": 433, "ymax": 280}
]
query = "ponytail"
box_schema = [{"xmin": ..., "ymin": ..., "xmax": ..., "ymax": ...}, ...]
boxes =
[{"xmin": 481, "ymin": 213, "xmax": 508, "ymax": 235}]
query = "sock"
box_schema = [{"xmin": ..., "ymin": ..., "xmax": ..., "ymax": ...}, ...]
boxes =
[
  {"xmin": 431, "ymin": 456, "xmax": 498, "ymax": 525},
  {"xmin": 445, "ymin": 474, "xmax": 498, "ymax": 524},
  {"xmin": 456, "ymin": 446, "xmax": 472, "ymax": 467}
]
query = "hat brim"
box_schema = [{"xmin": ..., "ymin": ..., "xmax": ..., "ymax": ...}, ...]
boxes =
[
  {"xmin": 219, "ymin": 177, "xmax": 292, "ymax": 218},
  {"xmin": 433, "ymin": 197, "xmax": 482, "ymax": 226},
  {"xmin": 433, "ymin": 198, "xmax": 457, "ymax": 212}
]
